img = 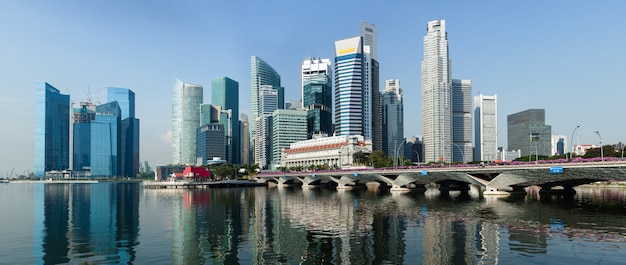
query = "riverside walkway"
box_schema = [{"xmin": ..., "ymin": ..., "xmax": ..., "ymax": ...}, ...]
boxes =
[{"xmin": 255, "ymin": 160, "xmax": 626, "ymax": 195}]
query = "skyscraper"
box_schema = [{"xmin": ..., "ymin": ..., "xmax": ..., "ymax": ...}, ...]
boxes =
[
  {"xmin": 507, "ymin": 109, "xmax": 552, "ymax": 157},
  {"xmin": 382, "ymin": 79, "xmax": 404, "ymax": 159},
  {"xmin": 91, "ymin": 101, "xmax": 121, "ymax": 177},
  {"xmin": 255, "ymin": 86, "xmax": 279, "ymax": 169},
  {"xmin": 360, "ymin": 21, "xmax": 382, "ymax": 151},
  {"xmin": 240, "ymin": 114, "xmax": 250, "ymax": 165},
  {"xmin": 172, "ymin": 79, "xmax": 203, "ymax": 165},
  {"xmin": 303, "ymin": 73, "xmax": 332, "ymax": 138},
  {"xmin": 334, "ymin": 36, "xmax": 364, "ymax": 136},
  {"xmin": 196, "ymin": 123, "xmax": 225, "ymax": 165},
  {"xmin": 301, "ymin": 58, "xmax": 331, "ymax": 103},
  {"xmin": 251, "ymin": 56, "xmax": 282, "ymax": 139},
  {"xmin": 422, "ymin": 20, "xmax": 452, "ymax": 163},
  {"xmin": 452, "ymin": 79, "xmax": 472, "ymax": 163},
  {"xmin": 35, "ymin": 82, "xmax": 70, "ymax": 178},
  {"xmin": 271, "ymin": 109, "xmax": 308, "ymax": 169},
  {"xmin": 474, "ymin": 94, "xmax": 498, "ymax": 162},
  {"xmin": 72, "ymin": 102, "xmax": 96, "ymax": 172},
  {"xmin": 107, "ymin": 87, "xmax": 139, "ymax": 177},
  {"xmin": 212, "ymin": 77, "xmax": 240, "ymax": 164}
]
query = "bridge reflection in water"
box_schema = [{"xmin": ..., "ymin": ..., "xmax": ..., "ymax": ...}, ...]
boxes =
[{"xmin": 256, "ymin": 162, "xmax": 626, "ymax": 196}]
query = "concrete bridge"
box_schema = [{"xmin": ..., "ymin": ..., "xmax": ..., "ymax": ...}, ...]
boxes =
[{"xmin": 255, "ymin": 162, "xmax": 626, "ymax": 195}]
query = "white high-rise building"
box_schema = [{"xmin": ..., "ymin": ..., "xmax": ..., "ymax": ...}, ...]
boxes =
[
  {"xmin": 422, "ymin": 20, "xmax": 452, "ymax": 163},
  {"xmin": 172, "ymin": 79, "xmax": 203, "ymax": 165},
  {"xmin": 382, "ymin": 79, "xmax": 404, "ymax": 159},
  {"xmin": 334, "ymin": 36, "xmax": 364, "ymax": 136},
  {"xmin": 360, "ymin": 21, "xmax": 381, "ymax": 150},
  {"xmin": 474, "ymin": 94, "xmax": 498, "ymax": 161},
  {"xmin": 271, "ymin": 109, "xmax": 308, "ymax": 169},
  {"xmin": 452, "ymin": 79, "xmax": 472, "ymax": 163},
  {"xmin": 301, "ymin": 58, "xmax": 331, "ymax": 103},
  {"xmin": 254, "ymin": 86, "xmax": 278, "ymax": 169}
]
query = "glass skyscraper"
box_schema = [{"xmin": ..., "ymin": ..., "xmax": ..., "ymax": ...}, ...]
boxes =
[
  {"xmin": 251, "ymin": 56, "xmax": 282, "ymax": 140},
  {"xmin": 91, "ymin": 101, "xmax": 121, "ymax": 177},
  {"xmin": 303, "ymin": 73, "xmax": 332, "ymax": 138},
  {"xmin": 422, "ymin": 20, "xmax": 452, "ymax": 163},
  {"xmin": 172, "ymin": 79, "xmax": 203, "ymax": 165},
  {"xmin": 254, "ymin": 86, "xmax": 278, "ymax": 169},
  {"xmin": 72, "ymin": 102, "xmax": 96, "ymax": 172},
  {"xmin": 360, "ymin": 21, "xmax": 382, "ymax": 151},
  {"xmin": 212, "ymin": 77, "xmax": 239, "ymax": 164},
  {"xmin": 382, "ymin": 79, "xmax": 404, "ymax": 159},
  {"xmin": 107, "ymin": 87, "xmax": 139, "ymax": 177},
  {"xmin": 452, "ymin": 79, "xmax": 472, "ymax": 163},
  {"xmin": 334, "ymin": 36, "xmax": 364, "ymax": 136},
  {"xmin": 35, "ymin": 82, "xmax": 70, "ymax": 178}
]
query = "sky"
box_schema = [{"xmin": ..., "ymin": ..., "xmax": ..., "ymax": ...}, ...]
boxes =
[{"xmin": 1, "ymin": 1, "xmax": 625, "ymax": 177}]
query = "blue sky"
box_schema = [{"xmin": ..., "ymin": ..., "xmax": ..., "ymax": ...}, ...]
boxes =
[{"xmin": 1, "ymin": 1, "xmax": 625, "ymax": 176}]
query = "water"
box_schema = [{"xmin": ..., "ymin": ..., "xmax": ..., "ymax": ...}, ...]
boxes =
[{"xmin": 1, "ymin": 183, "xmax": 624, "ymax": 264}]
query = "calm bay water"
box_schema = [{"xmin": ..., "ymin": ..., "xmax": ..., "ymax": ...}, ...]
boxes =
[{"xmin": 0, "ymin": 182, "xmax": 625, "ymax": 264}]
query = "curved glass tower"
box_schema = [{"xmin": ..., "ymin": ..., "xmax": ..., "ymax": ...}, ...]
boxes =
[
  {"xmin": 251, "ymin": 56, "xmax": 282, "ymax": 140},
  {"xmin": 172, "ymin": 79, "xmax": 203, "ymax": 165}
]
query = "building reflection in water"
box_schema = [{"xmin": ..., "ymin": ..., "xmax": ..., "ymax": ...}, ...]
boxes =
[
  {"xmin": 40, "ymin": 183, "xmax": 139, "ymax": 264},
  {"xmin": 159, "ymin": 185, "xmax": 626, "ymax": 264}
]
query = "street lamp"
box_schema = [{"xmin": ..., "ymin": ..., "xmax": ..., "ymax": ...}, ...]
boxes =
[
  {"xmin": 452, "ymin": 143, "xmax": 466, "ymax": 164},
  {"xmin": 394, "ymin": 138, "xmax": 405, "ymax": 168},
  {"xmin": 569, "ymin": 125, "xmax": 580, "ymax": 161},
  {"xmin": 412, "ymin": 150, "xmax": 421, "ymax": 165},
  {"xmin": 622, "ymin": 144, "xmax": 625, "ymax": 161},
  {"xmin": 594, "ymin": 131, "xmax": 604, "ymax": 163}
]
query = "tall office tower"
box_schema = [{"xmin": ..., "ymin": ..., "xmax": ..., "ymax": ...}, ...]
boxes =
[
  {"xmin": 72, "ymin": 102, "xmax": 96, "ymax": 172},
  {"xmin": 107, "ymin": 87, "xmax": 140, "ymax": 177},
  {"xmin": 360, "ymin": 21, "xmax": 382, "ymax": 151},
  {"xmin": 196, "ymin": 123, "xmax": 225, "ymax": 165},
  {"xmin": 240, "ymin": 114, "xmax": 250, "ymax": 165},
  {"xmin": 303, "ymin": 73, "xmax": 332, "ymax": 138},
  {"xmin": 507, "ymin": 109, "xmax": 552, "ymax": 157},
  {"xmin": 254, "ymin": 86, "xmax": 279, "ymax": 169},
  {"xmin": 212, "ymin": 77, "xmax": 240, "ymax": 164},
  {"xmin": 35, "ymin": 82, "xmax": 70, "ymax": 178},
  {"xmin": 422, "ymin": 20, "xmax": 452, "ymax": 163},
  {"xmin": 199, "ymin": 103, "xmax": 219, "ymax": 126},
  {"xmin": 251, "ymin": 56, "xmax": 283, "ymax": 140},
  {"xmin": 551, "ymin": 135, "xmax": 567, "ymax": 156},
  {"xmin": 452, "ymin": 79, "xmax": 472, "ymax": 163},
  {"xmin": 91, "ymin": 101, "xmax": 121, "ymax": 177},
  {"xmin": 172, "ymin": 79, "xmax": 203, "ymax": 165},
  {"xmin": 301, "ymin": 58, "xmax": 331, "ymax": 103},
  {"xmin": 382, "ymin": 79, "xmax": 404, "ymax": 158},
  {"xmin": 334, "ymin": 36, "xmax": 364, "ymax": 136},
  {"xmin": 474, "ymin": 94, "xmax": 498, "ymax": 162},
  {"xmin": 271, "ymin": 109, "xmax": 308, "ymax": 169}
]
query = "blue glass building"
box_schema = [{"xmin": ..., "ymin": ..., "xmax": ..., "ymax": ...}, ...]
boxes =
[
  {"xmin": 91, "ymin": 101, "xmax": 121, "ymax": 177},
  {"xmin": 212, "ymin": 77, "xmax": 239, "ymax": 164},
  {"xmin": 303, "ymin": 73, "xmax": 332, "ymax": 138},
  {"xmin": 35, "ymin": 82, "xmax": 70, "ymax": 178},
  {"xmin": 73, "ymin": 103, "xmax": 96, "ymax": 172},
  {"xmin": 107, "ymin": 87, "xmax": 140, "ymax": 177},
  {"xmin": 334, "ymin": 36, "xmax": 364, "ymax": 136}
]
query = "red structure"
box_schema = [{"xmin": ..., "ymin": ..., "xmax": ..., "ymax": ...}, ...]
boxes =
[{"xmin": 183, "ymin": 166, "xmax": 211, "ymax": 178}]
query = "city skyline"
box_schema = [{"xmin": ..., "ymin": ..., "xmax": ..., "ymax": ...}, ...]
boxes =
[{"xmin": 3, "ymin": 1, "xmax": 626, "ymax": 175}]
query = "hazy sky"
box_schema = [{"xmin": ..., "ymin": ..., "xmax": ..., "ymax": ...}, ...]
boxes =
[{"xmin": 2, "ymin": 1, "xmax": 625, "ymax": 176}]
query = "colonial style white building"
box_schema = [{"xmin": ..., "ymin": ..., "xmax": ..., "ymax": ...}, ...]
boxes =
[{"xmin": 281, "ymin": 135, "xmax": 372, "ymax": 169}]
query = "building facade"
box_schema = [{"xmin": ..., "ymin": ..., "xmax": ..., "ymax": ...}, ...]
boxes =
[
  {"xmin": 35, "ymin": 82, "xmax": 70, "ymax": 178},
  {"xmin": 254, "ymin": 86, "xmax": 279, "ymax": 169},
  {"xmin": 196, "ymin": 123, "xmax": 225, "ymax": 165},
  {"xmin": 107, "ymin": 87, "xmax": 139, "ymax": 177},
  {"xmin": 303, "ymin": 73, "xmax": 332, "ymax": 138},
  {"xmin": 172, "ymin": 79, "xmax": 203, "ymax": 165},
  {"xmin": 301, "ymin": 57, "xmax": 331, "ymax": 105},
  {"xmin": 271, "ymin": 109, "xmax": 308, "ymax": 169},
  {"xmin": 474, "ymin": 94, "xmax": 498, "ymax": 162},
  {"xmin": 382, "ymin": 79, "xmax": 404, "ymax": 159},
  {"xmin": 507, "ymin": 109, "xmax": 552, "ymax": 157},
  {"xmin": 72, "ymin": 102, "xmax": 96, "ymax": 173},
  {"xmin": 551, "ymin": 135, "xmax": 567, "ymax": 156},
  {"xmin": 251, "ymin": 56, "xmax": 282, "ymax": 140},
  {"xmin": 452, "ymin": 79, "xmax": 472, "ymax": 163},
  {"xmin": 360, "ymin": 21, "xmax": 382, "ymax": 151},
  {"xmin": 240, "ymin": 114, "xmax": 250, "ymax": 165},
  {"xmin": 281, "ymin": 135, "xmax": 373, "ymax": 169},
  {"xmin": 212, "ymin": 77, "xmax": 239, "ymax": 164},
  {"xmin": 91, "ymin": 101, "xmax": 121, "ymax": 177},
  {"xmin": 422, "ymin": 20, "xmax": 452, "ymax": 163},
  {"xmin": 334, "ymin": 36, "xmax": 364, "ymax": 137}
]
